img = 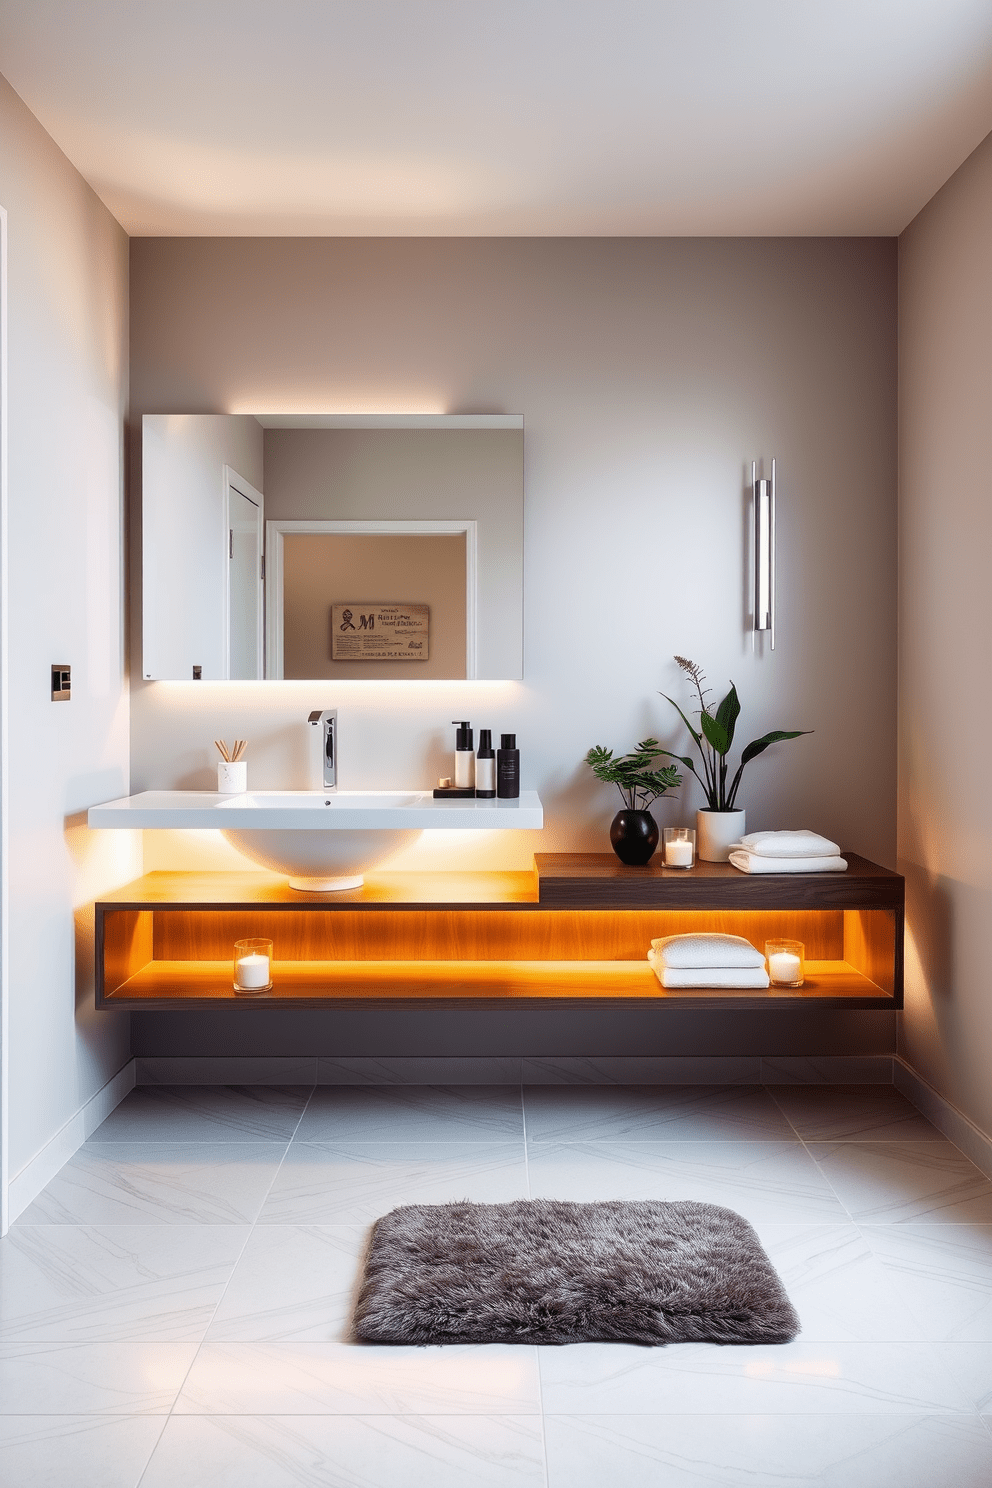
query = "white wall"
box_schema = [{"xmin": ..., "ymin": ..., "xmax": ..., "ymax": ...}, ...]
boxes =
[
  {"xmin": 0, "ymin": 74, "xmax": 136, "ymax": 1200},
  {"xmin": 898, "ymin": 128, "xmax": 992, "ymax": 1135},
  {"xmin": 128, "ymin": 236, "xmax": 898, "ymax": 1059}
]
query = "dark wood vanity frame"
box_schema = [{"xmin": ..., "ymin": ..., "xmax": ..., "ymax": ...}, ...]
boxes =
[{"xmin": 94, "ymin": 852, "xmax": 903, "ymax": 1012}]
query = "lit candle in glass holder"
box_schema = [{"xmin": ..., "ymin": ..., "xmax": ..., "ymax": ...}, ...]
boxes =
[
  {"xmin": 765, "ymin": 939, "xmax": 804, "ymax": 988},
  {"xmin": 234, "ymin": 938, "xmax": 273, "ymax": 994},
  {"xmin": 663, "ymin": 827, "xmax": 696, "ymax": 869}
]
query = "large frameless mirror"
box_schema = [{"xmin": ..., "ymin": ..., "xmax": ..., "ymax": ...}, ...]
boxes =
[{"xmin": 140, "ymin": 413, "xmax": 523, "ymax": 681}]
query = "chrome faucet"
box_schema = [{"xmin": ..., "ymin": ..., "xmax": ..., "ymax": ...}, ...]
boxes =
[{"xmin": 308, "ymin": 709, "xmax": 337, "ymax": 790}]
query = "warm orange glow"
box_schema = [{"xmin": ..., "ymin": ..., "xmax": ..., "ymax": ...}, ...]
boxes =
[
  {"xmin": 143, "ymin": 906, "xmax": 847, "ymax": 963},
  {"xmin": 99, "ymin": 872, "xmax": 897, "ymax": 1008},
  {"xmin": 106, "ymin": 956, "xmax": 883, "ymax": 1004}
]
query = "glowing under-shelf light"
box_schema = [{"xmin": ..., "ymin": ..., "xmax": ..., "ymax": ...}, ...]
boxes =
[{"xmin": 752, "ymin": 458, "xmax": 776, "ymax": 650}]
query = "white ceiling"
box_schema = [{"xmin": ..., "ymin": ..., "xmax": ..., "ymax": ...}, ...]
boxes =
[{"xmin": 4, "ymin": 0, "xmax": 992, "ymax": 236}]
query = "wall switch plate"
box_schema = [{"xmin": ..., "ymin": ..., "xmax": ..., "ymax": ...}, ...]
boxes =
[{"xmin": 51, "ymin": 664, "xmax": 71, "ymax": 701}]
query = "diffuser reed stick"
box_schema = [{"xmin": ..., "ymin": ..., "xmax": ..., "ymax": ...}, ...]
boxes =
[{"xmin": 215, "ymin": 740, "xmax": 247, "ymax": 763}]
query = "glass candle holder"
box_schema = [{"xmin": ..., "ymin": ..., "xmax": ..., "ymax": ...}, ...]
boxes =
[
  {"xmin": 663, "ymin": 827, "xmax": 696, "ymax": 869},
  {"xmin": 765, "ymin": 939, "xmax": 805, "ymax": 988},
  {"xmin": 234, "ymin": 938, "xmax": 273, "ymax": 994}
]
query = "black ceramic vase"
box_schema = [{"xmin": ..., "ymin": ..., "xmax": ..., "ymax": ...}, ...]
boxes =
[{"xmin": 610, "ymin": 809, "xmax": 659, "ymax": 865}]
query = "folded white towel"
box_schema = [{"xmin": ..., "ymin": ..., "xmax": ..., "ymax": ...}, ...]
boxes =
[
  {"xmin": 649, "ymin": 932, "xmax": 766, "ymax": 969},
  {"xmin": 735, "ymin": 830, "xmax": 841, "ymax": 858},
  {"xmin": 729, "ymin": 850, "xmax": 848, "ymax": 874},
  {"xmin": 647, "ymin": 951, "xmax": 770, "ymax": 989}
]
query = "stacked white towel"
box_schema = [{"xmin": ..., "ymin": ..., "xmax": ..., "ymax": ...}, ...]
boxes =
[
  {"xmin": 728, "ymin": 830, "xmax": 847, "ymax": 875},
  {"xmin": 648, "ymin": 933, "xmax": 769, "ymax": 989}
]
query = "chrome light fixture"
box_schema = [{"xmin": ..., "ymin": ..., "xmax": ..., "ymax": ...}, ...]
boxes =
[{"xmin": 752, "ymin": 458, "xmax": 776, "ymax": 650}]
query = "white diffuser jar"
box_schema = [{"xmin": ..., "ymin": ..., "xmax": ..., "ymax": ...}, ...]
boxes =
[
  {"xmin": 218, "ymin": 760, "xmax": 247, "ymax": 793},
  {"xmin": 696, "ymin": 808, "xmax": 746, "ymax": 863}
]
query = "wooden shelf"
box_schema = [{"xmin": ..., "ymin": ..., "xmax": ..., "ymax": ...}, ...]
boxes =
[
  {"xmin": 95, "ymin": 869, "xmax": 540, "ymax": 910},
  {"xmin": 534, "ymin": 853, "xmax": 902, "ymax": 910},
  {"xmin": 95, "ymin": 854, "xmax": 904, "ymax": 1012},
  {"xmin": 102, "ymin": 958, "xmax": 890, "ymax": 1010}
]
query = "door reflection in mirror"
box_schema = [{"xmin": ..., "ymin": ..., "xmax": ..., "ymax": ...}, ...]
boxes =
[{"xmin": 226, "ymin": 470, "xmax": 264, "ymax": 680}]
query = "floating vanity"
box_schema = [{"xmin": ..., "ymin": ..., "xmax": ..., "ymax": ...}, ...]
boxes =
[{"xmin": 93, "ymin": 852, "xmax": 903, "ymax": 1012}]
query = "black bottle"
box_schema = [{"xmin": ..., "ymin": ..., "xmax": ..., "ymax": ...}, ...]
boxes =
[
  {"xmin": 452, "ymin": 721, "xmax": 475, "ymax": 790},
  {"xmin": 475, "ymin": 729, "xmax": 496, "ymax": 798},
  {"xmin": 497, "ymin": 733, "xmax": 520, "ymax": 798}
]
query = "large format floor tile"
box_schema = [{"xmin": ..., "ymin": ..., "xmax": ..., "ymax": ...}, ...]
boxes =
[
  {"xmin": 89, "ymin": 1086, "xmax": 311, "ymax": 1143},
  {"xmin": 937, "ymin": 1341, "xmax": 992, "ymax": 1412},
  {"xmin": 295, "ymin": 1085, "xmax": 525, "ymax": 1144},
  {"xmin": 205, "ymin": 1225, "xmax": 367, "ymax": 1342},
  {"xmin": 0, "ymin": 1225, "xmax": 249, "ymax": 1342},
  {"xmin": 543, "ymin": 1412, "xmax": 992, "ymax": 1487},
  {"xmin": 523, "ymin": 1084, "xmax": 796, "ymax": 1143},
  {"xmin": 257, "ymin": 1142, "xmax": 528, "ymax": 1224},
  {"xmin": 538, "ymin": 1340, "xmax": 971, "ymax": 1414},
  {"xmin": 749, "ymin": 1223, "xmax": 926, "ymax": 1340},
  {"xmin": 175, "ymin": 1341, "xmax": 542, "ymax": 1414},
  {"xmin": 0, "ymin": 1415, "xmax": 164, "ymax": 1488},
  {"xmin": 809, "ymin": 1141, "xmax": 992, "ymax": 1224},
  {"xmin": 526, "ymin": 1140, "xmax": 848, "ymax": 1223},
  {"xmin": 768, "ymin": 1084, "xmax": 941, "ymax": 1141},
  {"xmin": 139, "ymin": 1414, "xmax": 547, "ymax": 1488},
  {"xmin": 16, "ymin": 1142, "xmax": 288, "ymax": 1226},
  {"xmin": 862, "ymin": 1224, "xmax": 992, "ymax": 1339},
  {"xmin": 0, "ymin": 1342, "xmax": 196, "ymax": 1414}
]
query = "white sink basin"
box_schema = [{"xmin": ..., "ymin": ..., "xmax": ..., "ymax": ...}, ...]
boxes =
[{"xmin": 88, "ymin": 789, "xmax": 543, "ymax": 891}]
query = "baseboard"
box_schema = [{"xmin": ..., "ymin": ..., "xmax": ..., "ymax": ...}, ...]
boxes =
[
  {"xmin": 135, "ymin": 1056, "xmax": 319, "ymax": 1086},
  {"xmin": 135, "ymin": 1053, "xmax": 896, "ymax": 1087},
  {"xmin": 894, "ymin": 1056, "xmax": 992, "ymax": 1181},
  {"xmin": 6, "ymin": 1058, "xmax": 136, "ymax": 1227}
]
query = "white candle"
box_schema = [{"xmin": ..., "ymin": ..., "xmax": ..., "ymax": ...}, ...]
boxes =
[
  {"xmin": 235, "ymin": 952, "xmax": 270, "ymax": 990},
  {"xmin": 768, "ymin": 951, "xmax": 801, "ymax": 985},
  {"xmin": 665, "ymin": 840, "xmax": 694, "ymax": 867}
]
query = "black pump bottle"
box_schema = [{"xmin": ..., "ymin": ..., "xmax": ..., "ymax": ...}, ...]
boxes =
[{"xmin": 452, "ymin": 721, "xmax": 474, "ymax": 790}]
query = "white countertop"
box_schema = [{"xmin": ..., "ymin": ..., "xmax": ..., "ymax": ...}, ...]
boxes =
[{"xmin": 87, "ymin": 789, "xmax": 544, "ymax": 831}]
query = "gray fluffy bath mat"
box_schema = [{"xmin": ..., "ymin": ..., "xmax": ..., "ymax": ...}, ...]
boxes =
[{"xmin": 354, "ymin": 1197, "xmax": 800, "ymax": 1345}]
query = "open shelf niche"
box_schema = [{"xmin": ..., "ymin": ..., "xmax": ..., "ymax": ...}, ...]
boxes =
[{"xmin": 94, "ymin": 853, "xmax": 904, "ymax": 1012}]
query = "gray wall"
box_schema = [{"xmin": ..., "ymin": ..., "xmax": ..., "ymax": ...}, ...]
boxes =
[
  {"xmin": 0, "ymin": 74, "xmax": 136, "ymax": 1206},
  {"xmin": 129, "ymin": 235, "xmax": 898, "ymax": 1059},
  {"xmin": 898, "ymin": 128, "xmax": 992, "ymax": 1135}
]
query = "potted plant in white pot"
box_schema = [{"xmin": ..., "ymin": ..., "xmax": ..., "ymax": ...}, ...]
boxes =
[
  {"xmin": 656, "ymin": 657, "xmax": 811, "ymax": 862},
  {"xmin": 585, "ymin": 739, "xmax": 682, "ymax": 864}
]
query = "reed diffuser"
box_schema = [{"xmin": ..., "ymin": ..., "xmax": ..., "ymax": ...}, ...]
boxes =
[{"xmin": 215, "ymin": 739, "xmax": 247, "ymax": 793}]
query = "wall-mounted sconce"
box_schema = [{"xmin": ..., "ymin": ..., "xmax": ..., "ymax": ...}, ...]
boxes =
[{"xmin": 752, "ymin": 459, "xmax": 776, "ymax": 650}]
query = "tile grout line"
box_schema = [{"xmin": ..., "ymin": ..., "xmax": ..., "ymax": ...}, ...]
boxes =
[
  {"xmin": 765, "ymin": 1085, "xmax": 992, "ymax": 1224},
  {"xmin": 521, "ymin": 1083, "xmax": 532, "ymax": 1203},
  {"xmin": 130, "ymin": 1416, "xmax": 173, "ymax": 1488},
  {"xmin": 521, "ymin": 1083, "xmax": 552, "ymax": 1488},
  {"xmin": 848, "ymin": 1211, "xmax": 935, "ymax": 1355},
  {"xmin": 757, "ymin": 1086, "xmax": 871, "ymax": 1232},
  {"xmin": 133, "ymin": 1083, "xmax": 318, "ymax": 1484}
]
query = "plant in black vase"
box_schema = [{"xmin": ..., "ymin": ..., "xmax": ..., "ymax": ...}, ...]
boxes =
[{"xmin": 585, "ymin": 740, "xmax": 682, "ymax": 864}]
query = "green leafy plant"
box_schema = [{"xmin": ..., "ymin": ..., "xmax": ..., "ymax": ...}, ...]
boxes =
[
  {"xmin": 656, "ymin": 656, "xmax": 811, "ymax": 811},
  {"xmin": 585, "ymin": 739, "xmax": 682, "ymax": 812}
]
